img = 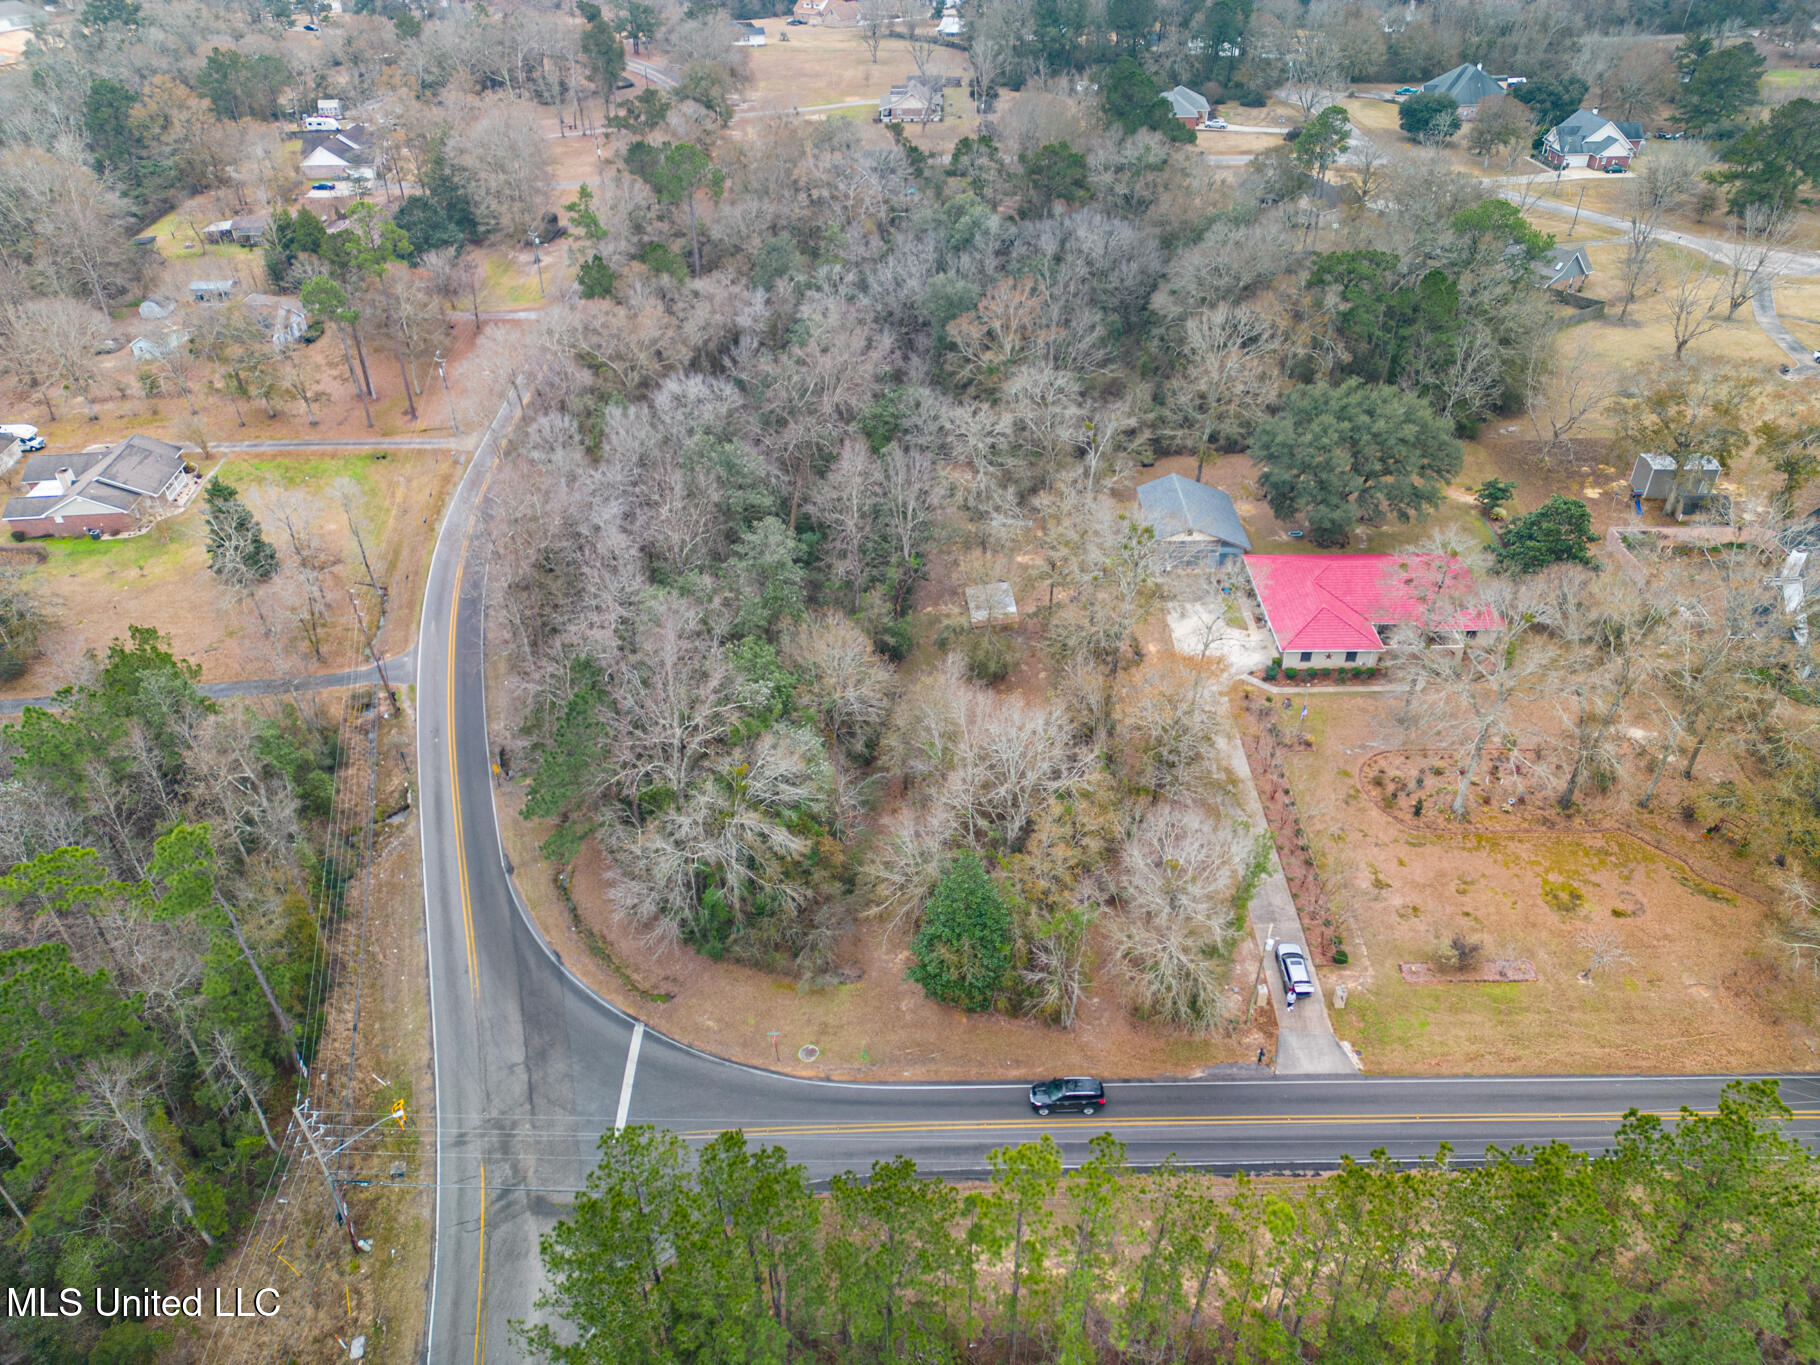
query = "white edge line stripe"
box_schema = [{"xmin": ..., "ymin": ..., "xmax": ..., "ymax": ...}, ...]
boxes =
[{"xmin": 615, "ymin": 1024, "xmax": 645, "ymax": 1133}]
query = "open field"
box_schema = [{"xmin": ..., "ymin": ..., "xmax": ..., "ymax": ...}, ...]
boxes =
[
  {"xmin": 1259, "ymin": 695, "xmax": 1820, "ymax": 1076},
  {"xmin": 732, "ymin": 24, "xmax": 969, "ymax": 112},
  {"xmin": 1563, "ymin": 240, "xmax": 1790, "ymax": 381}
]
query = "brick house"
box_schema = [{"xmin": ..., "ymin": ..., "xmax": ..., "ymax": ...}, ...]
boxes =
[{"xmin": 3, "ymin": 435, "xmax": 188, "ymax": 539}]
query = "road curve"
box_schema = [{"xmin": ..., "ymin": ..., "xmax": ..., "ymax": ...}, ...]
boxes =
[{"xmin": 413, "ymin": 401, "xmax": 1820, "ymax": 1361}]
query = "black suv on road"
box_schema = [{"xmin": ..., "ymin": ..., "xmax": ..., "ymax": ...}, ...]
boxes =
[{"xmin": 1029, "ymin": 1077, "xmax": 1106, "ymax": 1116}]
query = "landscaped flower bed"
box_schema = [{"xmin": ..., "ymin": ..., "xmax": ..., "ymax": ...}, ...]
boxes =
[{"xmin": 1259, "ymin": 656, "xmax": 1382, "ymax": 684}]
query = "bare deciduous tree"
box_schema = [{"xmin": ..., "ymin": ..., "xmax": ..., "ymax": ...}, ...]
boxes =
[
  {"xmin": 79, "ymin": 1057, "xmax": 215, "ymax": 1245},
  {"xmin": 1113, "ymin": 802, "xmax": 1247, "ymax": 1032},
  {"xmin": 784, "ymin": 612, "xmax": 894, "ymax": 761}
]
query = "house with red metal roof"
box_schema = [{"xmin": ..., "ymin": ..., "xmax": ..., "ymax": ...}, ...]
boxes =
[{"xmin": 1245, "ymin": 553, "xmax": 1500, "ymax": 668}]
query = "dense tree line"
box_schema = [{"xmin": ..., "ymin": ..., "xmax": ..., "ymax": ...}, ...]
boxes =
[
  {"xmin": 0, "ymin": 631, "xmax": 346, "ymax": 1363},
  {"xmin": 525, "ymin": 1082, "xmax": 1820, "ymax": 1365}
]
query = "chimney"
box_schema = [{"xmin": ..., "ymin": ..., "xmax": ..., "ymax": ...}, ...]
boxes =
[
  {"xmin": 56, "ymin": 467, "xmax": 74, "ymax": 490},
  {"xmin": 1475, "ymin": 61, "xmax": 1482, "ymax": 70}
]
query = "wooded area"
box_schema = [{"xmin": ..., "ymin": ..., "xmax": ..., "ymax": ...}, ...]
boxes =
[
  {"xmin": 526, "ymin": 1082, "xmax": 1820, "ymax": 1364},
  {"xmin": 0, "ymin": 631, "xmax": 345, "ymax": 1362}
]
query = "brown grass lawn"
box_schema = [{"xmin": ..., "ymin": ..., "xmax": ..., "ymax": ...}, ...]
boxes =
[
  {"xmin": 1563, "ymin": 240, "xmax": 1790, "ymax": 391},
  {"xmin": 4, "ymin": 444, "xmax": 457, "ymax": 696},
  {"xmin": 736, "ymin": 25, "xmax": 970, "ymax": 113},
  {"xmin": 1772, "ymin": 278, "xmax": 1820, "ymax": 356},
  {"xmin": 1270, "ymin": 696, "xmax": 1820, "ymax": 1076},
  {"xmin": 1529, "ymin": 174, "xmax": 1820, "ymax": 253}
]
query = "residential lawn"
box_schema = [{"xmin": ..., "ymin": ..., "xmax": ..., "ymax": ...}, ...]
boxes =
[{"xmin": 478, "ymin": 248, "xmax": 567, "ymax": 309}]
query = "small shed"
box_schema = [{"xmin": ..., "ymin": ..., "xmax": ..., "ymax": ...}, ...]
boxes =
[
  {"xmin": 1137, "ymin": 473, "xmax": 1251, "ymax": 567},
  {"xmin": 1629, "ymin": 452, "xmax": 1677, "ymax": 501},
  {"xmin": 965, "ymin": 582, "xmax": 1017, "ymax": 629},
  {"xmin": 317, "ymin": 98, "xmax": 342, "ymax": 117},
  {"xmin": 201, "ymin": 219, "xmax": 237, "ymax": 245},
  {"xmin": 1671, "ymin": 455, "xmax": 1722, "ymax": 512}
]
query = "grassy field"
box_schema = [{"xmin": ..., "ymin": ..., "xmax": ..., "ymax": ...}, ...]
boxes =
[{"xmin": 733, "ymin": 24, "xmax": 969, "ymax": 111}]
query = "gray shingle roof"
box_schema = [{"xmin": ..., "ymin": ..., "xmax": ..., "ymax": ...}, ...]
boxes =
[
  {"xmin": 1548, "ymin": 109, "xmax": 1637, "ymax": 157},
  {"xmin": 1164, "ymin": 85, "xmax": 1211, "ymax": 119},
  {"xmin": 97, "ymin": 435, "xmax": 183, "ymax": 496},
  {"xmin": 1422, "ymin": 63, "xmax": 1503, "ymax": 106},
  {"xmin": 1136, "ymin": 474, "xmax": 1251, "ymax": 550}
]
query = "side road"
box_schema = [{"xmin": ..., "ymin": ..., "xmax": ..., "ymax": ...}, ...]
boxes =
[{"xmin": 0, "ymin": 650, "xmax": 417, "ymax": 715}]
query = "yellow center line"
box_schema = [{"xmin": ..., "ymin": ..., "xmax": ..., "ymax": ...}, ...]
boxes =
[
  {"xmin": 448, "ymin": 555, "xmax": 479, "ymax": 1001},
  {"xmin": 677, "ymin": 1107, "xmax": 1820, "ymax": 1140},
  {"xmin": 473, "ymin": 1160, "xmax": 487, "ymax": 1365}
]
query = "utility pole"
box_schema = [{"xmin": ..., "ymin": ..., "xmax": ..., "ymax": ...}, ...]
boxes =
[
  {"xmin": 1251, "ymin": 921, "xmax": 1276, "ymax": 1015},
  {"xmin": 295, "ymin": 1101, "xmax": 408, "ymax": 1254},
  {"xmin": 296, "ymin": 1104, "xmax": 360, "ymax": 1251},
  {"xmin": 530, "ymin": 234, "xmax": 545, "ymax": 297},
  {"xmin": 346, "ymin": 586, "xmax": 398, "ymax": 715},
  {"xmin": 435, "ymin": 350, "xmax": 459, "ymax": 435}
]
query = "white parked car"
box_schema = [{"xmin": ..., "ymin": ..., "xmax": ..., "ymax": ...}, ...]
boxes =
[
  {"xmin": 1276, "ymin": 942, "xmax": 1315, "ymax": 998},
  {"xmin": 1198, "ymin": 117, "xmax": 1229, "ymax": 130}
]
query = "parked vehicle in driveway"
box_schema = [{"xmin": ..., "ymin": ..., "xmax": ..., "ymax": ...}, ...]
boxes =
[
  {"xmin": 1394, "ymin": 86, "xmax": 1419, "ymax": 95},
  {"xmin": 1276, "ymin": 943, "xmax": 1314, "ymax": 998},
  {"xmin": 1029, "ymin": 1077, "xmax": 1106, "ymax": 1116},
  {"xmin": 1198, "ymin": 117, "xmax": 1228, "ymax": 130}
]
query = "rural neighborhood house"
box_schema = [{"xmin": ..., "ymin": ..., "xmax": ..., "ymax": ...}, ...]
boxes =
[
  {"xmin": 1246, "ymin": 553, "xmax": 1500, "ymax": 667},
  {"xmin": 3, "ymin": 435, "xmax": 189, "ymax": 539}
]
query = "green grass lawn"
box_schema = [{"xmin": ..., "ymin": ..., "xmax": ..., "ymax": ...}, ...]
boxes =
[
  {"xmin": 39, "ymin": 519, "xmax": 193, "ymax": 578},
  {"xmin": 230, "ymin": 450, "xmax": 392, "ymax": 523}
]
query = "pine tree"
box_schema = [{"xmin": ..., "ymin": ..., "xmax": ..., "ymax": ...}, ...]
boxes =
[{"xmin": 202, "ymin": 478, "xmax": 278, "ymax": 582}]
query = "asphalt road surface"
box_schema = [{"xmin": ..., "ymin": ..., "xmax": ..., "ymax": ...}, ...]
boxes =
[{"xmin": 414, "ymin": 417, "xmax": 1820, "ymax": 1362}]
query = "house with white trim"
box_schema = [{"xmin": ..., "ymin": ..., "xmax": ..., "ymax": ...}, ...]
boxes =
[{"xmin": 1540, "ymin": 109, "xmax": 1641, "ymax": 170}]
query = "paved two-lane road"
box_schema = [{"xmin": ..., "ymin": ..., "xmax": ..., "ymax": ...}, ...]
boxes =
[{"xmin": 412, "ymin": 410, "xmax": 1820, "ymax": 1362}]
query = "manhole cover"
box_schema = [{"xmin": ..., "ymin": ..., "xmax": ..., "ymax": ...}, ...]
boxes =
[{"xmin": 798, "ymin": 1044, "xmax": 820, "ymax": 1063}]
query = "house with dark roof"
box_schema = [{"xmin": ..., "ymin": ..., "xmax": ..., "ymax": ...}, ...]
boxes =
[
  {"xmin": 1504, "ymin": 243, "xmax": 1593, "ymax": 292},
  {"xmin": 1137, "ymin": 474, "xmax": 1252, "ymax": 567},
  {"xmin": 3, "ymin": 435, "xmax": 189, "ymax": 539},
  {"xmin": 300, "ymin": 125, "xmax": 376, "ymax": 181},
  {"xmin": 1419, "ymin": 62, "xmax": 1506, "ymax": 117},
  {"xmin": 1245, "ymin": 553, "xmax": 1499, "ymax": 667},
  {"xmin": 1540, "ymin": 109, "xmax": 1640, "ymax": 170}
]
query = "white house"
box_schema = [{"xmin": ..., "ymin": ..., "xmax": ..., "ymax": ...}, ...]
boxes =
[
  {"xmin": 732, "ymin": 19, "xmax": 766, "ymax": 45},
  {"xmin": 938, "ymin": 2, "xmax": 962, "ymax": 36},
  {"xmin": 244, "ymin": 294, "xmax": 308, "ymax": 348},
  {"xmin": 129, "ymin": 326, "xmax": 190, "ymax": 362},
  {"xmin": 0, "ymin": 1, "xmax": 40, "ymax": 33},
  {"xmin": 317, "ymin": 98, "xmax": 343, "ymax": 118}
]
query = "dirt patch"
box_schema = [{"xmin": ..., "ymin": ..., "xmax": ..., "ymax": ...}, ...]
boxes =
[
  {"xmin": 1266, "ymin": 694, "xmax": 1820, "ymax": 1076},
  {"xmin": 1399, "ymin": 960, "xmax": 1538, "ymax": 984}
]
